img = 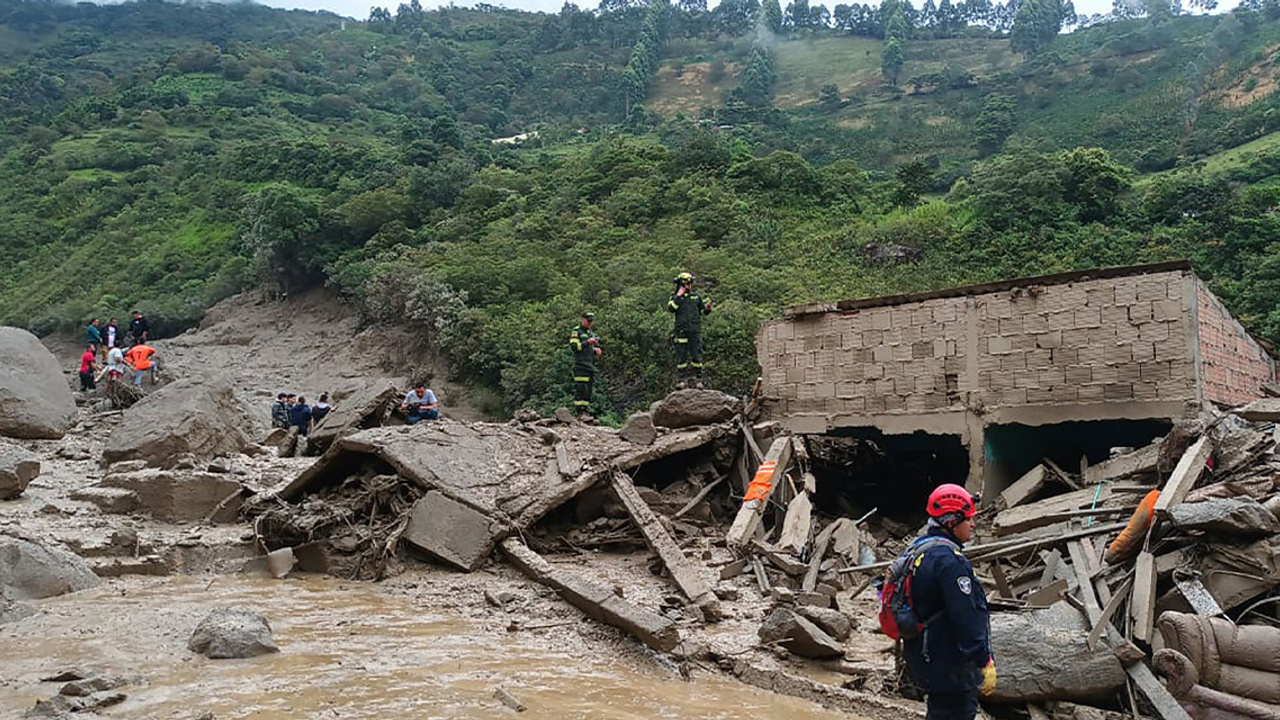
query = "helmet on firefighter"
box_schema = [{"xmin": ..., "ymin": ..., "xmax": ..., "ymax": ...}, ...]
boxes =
[
  {"xmin": 927, "ymin": 483, "xmax": 978, "ymax": 523},
  {"xmin": 674, "ymin": 272, "xmax": 694, "ymax": 286}
]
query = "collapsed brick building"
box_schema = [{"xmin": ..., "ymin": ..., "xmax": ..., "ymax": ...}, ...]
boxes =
[{"xmin": 756, "ymin": 262, "xmax": 1277, "ymax": 508}]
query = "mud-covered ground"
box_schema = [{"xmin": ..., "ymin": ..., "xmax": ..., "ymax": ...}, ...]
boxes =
[{"xmin": 3, "ymin": 291, "xmax": 904, "ymax": 719}]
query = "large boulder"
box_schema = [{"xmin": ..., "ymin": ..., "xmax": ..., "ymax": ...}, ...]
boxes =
[
  {"xmin": 0, "ymin": 442, "xmax": 40, "ymax": 500},
  {"xmin": 758, "ymin": 607, "xmax": 844, "ymax": 659},
  {"xmin": 0, "ymin": 327, "xmax": 76, "ymax": 440},
  {"xmin": 0, "ymin": 533, "xmax": 101, "ymax": 600},
  {"xmin": 102, "ymin": 378, "xmax": 255, "ymax": 467},
  {"xmin": 649, "ymin": 389, "xmax": 741, "ymax": 429},
  {"xmin": 987, "ymin": 603, "xmax": 1126, "ymax": 703},
  {"xmin": 188, "ymin": 607, "xmax": 280, "ymax": 659}
]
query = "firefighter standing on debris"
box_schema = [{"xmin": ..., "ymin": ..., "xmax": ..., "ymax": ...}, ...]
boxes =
[
  {"xmin": 903, "ymin": 484, "xmax": 996, "ymax": 720},
  {"xmin": 668, "ymin": 272, "xmax": 713, "ymax": 389},
  {"xmin": 569, "ymin": 312, "xmax": 601, "ymax": 420}
]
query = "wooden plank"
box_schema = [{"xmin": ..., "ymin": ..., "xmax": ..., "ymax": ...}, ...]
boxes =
[
  {"xmin": 609, "ymin": 472, "xmax": 720, "ymax": 619},
  {"xmin": 1024, "ymin": 579, "xmax": 1067, "ymax": 607},
  {"xmin": 672, "ymin": 477, "xmax": 724, "ymax": 520},
  {"xmin": 719, "ymin": 558, "xmax": 748, "ymax": 580},
  {"xmin": 1000, "ymin": 465, "xmax": 1048, "ymax": 508},
  {"xmin": 994, "ymin": 486, "xmax": 1115, "ymax": 536},
  {"xmin": 727, "ymin": 436, "xmax": 794, "ymax": 548},
  {"xmin": 1065, "ymin": 541, "xmax": 1192, "ymax": 720},
  {"xmin": 1039, "ymin": 549, "xmax": 1063, "ymax": 587},
  {"xmin": 990, "ymin": 561, "xmax": 1013, "ymax": 599},
  {"xmin": 803, "ymin": 521, "xmax": 838, "ymax": 592},
  {"xmin": 1087, "ymin": 576, "xmax": 1133, "ymax": 650},
  {"xmin": 777, "ymin": 491, "xmax": 813, "ymax": 555},
  {"xmin": 1130, "ymin": 551, "xmax": 1158, "ymax": 645},
  {"xmin": 1152, "ymin": 437, "xmax": 1213, "ymax": 518},
  {"xmin": 1083, "ymin": 441, "xmax": 1162, "ymax": 485},
  {"xmin": 1043, "ymin": 457, "xmax": 1081, "ymax": 490}
]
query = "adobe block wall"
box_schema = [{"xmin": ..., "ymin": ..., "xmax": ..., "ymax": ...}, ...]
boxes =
[
  {"xmin": 758, "ymin": 269, "xmax": 1201, "ymax": 427},
  {"xmin": 1195, "ymin": 280, "xmax": 1277, "ymax": 407}
]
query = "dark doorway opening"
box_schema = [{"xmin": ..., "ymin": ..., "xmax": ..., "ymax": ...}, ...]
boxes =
[
  {"xmin": 983, "ymin": 418, "xmax": 1173, "ymax": 498},
  {"xmin": 807, "ymin": 428, "xmax": 969, "ymax": 526}
]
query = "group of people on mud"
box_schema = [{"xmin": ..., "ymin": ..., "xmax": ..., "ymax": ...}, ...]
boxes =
[
  {"xmin": 271, "ymin": 392, "xmax": 332, "ymax": 436},
  {"xmin": 569, "ymin": 271, "xmax": 713, "ymax": 420},
  {"xmin": 77, "ymin": 311, "xmax": 157, "ymax": 392}
]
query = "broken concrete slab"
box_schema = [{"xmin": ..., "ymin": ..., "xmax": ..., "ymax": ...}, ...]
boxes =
[
  {"xmin": 618, "ymin": 412, "xmax": 656, "ymax": 445},
  {"xmin": 68, "ymin": 486, "xmax": 138, "ymax": 514},
  {"xmin": 1169, "ymin": 497, "xmax": 1280, "ymax": 537},
  {"xmin": 102, "ymin": 378, "xmax": 256, "ymax": 468},
  {"xmin": 1235, "ymin": 397, "xmax": 1280, "ymax": 423},
  {"xmin": 777, "ymin": 492, "xmax": 813, "ymax": 556},
  {"xmin": 0, "ymin": 533, "xmax": 101, "ymax": 600},
  {"xmin": 994, "ymin": 486, "xmax": 1118, "ymax": 536},
  {"xmin": 608, "ymin": 472, "xmax": 721, "ymax": 620},
  {"xmin": 1082, "ymin": 441, "xmax": 1161, "ymax": 487},
  {"xmin": 1153, "ymin": 436, "xmax": 1214, "ymax": 519},
  {"xmin": 649, "ymin": 389, "xmax": 741, "ymax": 429},
  {"xmin": 1001, "ymin": 465, "xmax": 1049, "ymax": 509},
  {"xmin": 758, "ymin": 607, "xmax": 844, "ymax": 659},
  {"xmin": 727, "ymin": 435, "xmax": 793, "ymax": 548},
  {"xmin": 499, "ymin": 537, "xmax": 679, "ymax": 652},
  {"xmin": 99, "ymin": 470, "xmax": 243, "ymax": 522},
  {"xmin": 403, "ymin": 490, "xmax": 499, "ymax": 572},
  {"xmin": 987, "ymin": 603, "xmax": 1126, "ymax": 703},
  {"xmin": 0, "ymin": 442, "xmax": 39, "ymax": 500},
  {"xmin": 305, "ymin": 381, "xmax": 398, "ymax": 455}
]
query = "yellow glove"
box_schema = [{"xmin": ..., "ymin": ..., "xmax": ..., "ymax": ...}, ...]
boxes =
[{"xmin": 980, "ymin": 659, "xmax": 997, "ymax": 696}]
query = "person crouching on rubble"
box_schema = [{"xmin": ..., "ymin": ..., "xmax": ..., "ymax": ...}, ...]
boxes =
[
  {"xmin": 903, "ymin": 484, "xmax": 996, "ymax": 720},
  {"xmin": 401, "ymin": 382, "xmax": 439, "ymax": 424}
]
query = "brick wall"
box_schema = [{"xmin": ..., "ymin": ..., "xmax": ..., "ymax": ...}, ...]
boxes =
[
  {"xmin": 759, "ymin": 270, "xmax": 1201, "ymax": 419},
  {"xmin": 1195, "ymin": 281, "xmax": 1277, "ymax": 407}
]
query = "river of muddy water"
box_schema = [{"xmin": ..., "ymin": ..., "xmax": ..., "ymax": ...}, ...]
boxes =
[{"xmin": 0, "ymin": 576, "xmax": 853, "ymax": 719}]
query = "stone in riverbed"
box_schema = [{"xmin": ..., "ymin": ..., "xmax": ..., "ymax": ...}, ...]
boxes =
[{"xmin": 188, "ymin": 607, "xmax": 279, "ymax": 659}]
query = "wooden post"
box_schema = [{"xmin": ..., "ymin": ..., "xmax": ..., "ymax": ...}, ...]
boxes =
[
  {"xmin": 1152, "ymin": 437, "xmax": 1212, "ymax": 518},
  {"xmin": 1130, "ymin": 551, "xmax": 1158, "ymax": 644}
]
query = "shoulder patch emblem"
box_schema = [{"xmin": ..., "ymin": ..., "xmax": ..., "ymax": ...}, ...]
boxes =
[{"xmin": 957, "ymin": 576, "xmax": 972, "ymax": 595}]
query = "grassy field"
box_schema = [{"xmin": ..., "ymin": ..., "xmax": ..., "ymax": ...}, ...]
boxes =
[{"xmin": 773, "ymin": 36, "xmax": 883, "ymax": 107}]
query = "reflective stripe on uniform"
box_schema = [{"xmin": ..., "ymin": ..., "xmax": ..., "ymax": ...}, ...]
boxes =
[
  {"xmin": 573, "ymin": 400, "xmax": 590, "ymax": 406},
  {"xmin": 675, "ymin": 337, "xmax": 689, "ymax": 343},
  {"xmin": 676, "ymin": 363, "xmax": 689, "ymax": 369},
  {"xmin": 690, "ymin": 362, "xmax": 703, "ymax": 368},
  {"xmin": 668, "ymin": 300, "xmax": 679, "ymax": 310},
  {"xmin": 573, "ymin": 376, "xmax": 592, "ymax": 382}
]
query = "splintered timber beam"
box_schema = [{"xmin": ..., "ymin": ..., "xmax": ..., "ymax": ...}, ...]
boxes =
[
  {"xmin": 727, "ymin": 436, "xmax": 794, "ymax": 549},
  {"xmin": 1152, "ymin": 436, "xmax": 1213, "ymax": 518},
  {"xmin": 609, "ymin": 472, "xmax": 721, "ymax": 620}
]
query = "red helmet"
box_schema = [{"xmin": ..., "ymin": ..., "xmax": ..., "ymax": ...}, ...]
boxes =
[{"xmin": 927, "ymin": 483, "xmax": 977, "ymax": 519}]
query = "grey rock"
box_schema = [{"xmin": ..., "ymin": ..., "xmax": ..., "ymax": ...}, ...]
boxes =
[
  {"xmin": 102, "ymin": 378, "xmax": 256, "ymax": 468},
  {"xmin": 60, "ymin": 675, "xmax": 126, "ymax": 696},
  {"xmin": 99, "ymin": 470, "xmax": 241, "ymax": 522},
  {"xmin": 0, "ymin": 442, "xmax": 40, "ymax": 500},
  {"xmin": 0, "ymin": 597, "xmax": 37, "ymax": 625},
  {"xmin": 0, "ymin": 327, "xmax": 77, "ymax": 440},
  {"xmin": 1169, "ymin": 497, "xmax": 1280, "ymax": 537},
  {"xmin": 188, "ymin": 607, "xmax": 279, "ymax": 659},
  {"xmin": 795, "ymin": 605, "xmax": 852, "ymax": 641},
  {"xmin": 0, "ymin": 533, "xmax": 101, "ymax": 600},
  {"xmin": 618, "ymin": 412, "xmax": 657, "ymax": 445},
  {"xmin": 512, "ymin": 408, "xmax": 540, "ymax": 423},
  {"xmin": 649, "ymin": 389, "xmax": 741, "ymax": 429},
  {"xmin": 758, "ymin": 607, "xmax": 844, "ymax": 659},
  {"xmin": 553, "ymin": 407, "xmax": 575, "ymax": 424},
  {"xmin": 987, "ymin": 602, "xmax": 1126, "ymax": 703}
]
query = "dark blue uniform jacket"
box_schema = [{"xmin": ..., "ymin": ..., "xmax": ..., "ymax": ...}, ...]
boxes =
[{"xmin": 902, "ymin": 527, "xmax": 992, "ymax": 693}]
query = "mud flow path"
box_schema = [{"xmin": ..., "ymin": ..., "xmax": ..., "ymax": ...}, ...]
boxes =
[{"xmin": 0, "ymin": 576, "xmax": 854, "ymax": 719}]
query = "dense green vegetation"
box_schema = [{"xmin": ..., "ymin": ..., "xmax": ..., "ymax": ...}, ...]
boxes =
[{"xmin": 3, "ymin": 0, "xmax": 1280, "ymax": 420}]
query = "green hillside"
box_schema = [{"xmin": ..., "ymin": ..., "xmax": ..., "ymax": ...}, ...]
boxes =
[{"xmin": 2, "ymin": 0, "xmax": 1280, "ymax": 418}]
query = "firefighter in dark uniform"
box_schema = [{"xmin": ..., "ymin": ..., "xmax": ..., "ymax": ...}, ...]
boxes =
[
  {"xmin": 568, "ymin": 312, "xmax": 601, "ymax": 419},
  {"xmin": 667, "ymin": 272, "xmax": 713, "ymax": 389},
  {"xmin": 904, "ymin": 483, "xmax": 997, "ymax": 720}
]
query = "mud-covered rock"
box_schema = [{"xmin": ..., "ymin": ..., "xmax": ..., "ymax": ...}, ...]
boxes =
[
  {"xmin": 758, "ymin": 607, "xmax": 844, "ymax": 659},
  {"xmin": 0, "ymin": 327, "xmax": 76, "ymax": 440},
  {"xmin": 649, "ymin": 390, "xmax": 740, "ymax": 429},
  {"xmin": 188, "ymin": 607, "xmax": 279, "ymax": 659},
  {"xmin": 795, "ymin": 605, "xmax": 852, "ymax": 641},
  {"xmin": 618, "ymin": 412, "xmax": 657, "ymax": 445},
  {"xmin": 102, "ymin": 378, "xmax": 256, "ymax": 467},
  {"xmin": 988, "ymin": 603, "xmax": 1126, "ymax": 703},
  {"xmin": 0, "ymin": 597, "xmax": 38, "ymax": 625},
  {"xmin": 1169, "ymin": 497, "xmax": 1280, "ymax": 537},
  {"xmin": 0, "ymin": 442, "xmax": 40, "ymax": 500},
  {"xmin": 0, "ymin": 533, "xmax": 101, "ymax": 600}
]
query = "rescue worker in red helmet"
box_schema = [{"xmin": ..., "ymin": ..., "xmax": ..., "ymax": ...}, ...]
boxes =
[{"xmin": 903, "ymin": 483, "xmax": 996, "ymax": 720}]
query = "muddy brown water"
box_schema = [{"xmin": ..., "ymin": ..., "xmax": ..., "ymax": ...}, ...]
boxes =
[{"xmin": 0, "ymin": 577, "xmax": 855, "ymax": 719}]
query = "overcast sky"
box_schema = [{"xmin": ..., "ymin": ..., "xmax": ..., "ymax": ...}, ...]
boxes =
[{"xmin": 257, "ymin": 0, "xmax": 1234, "ymax": 22}]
